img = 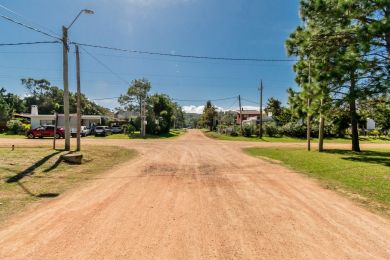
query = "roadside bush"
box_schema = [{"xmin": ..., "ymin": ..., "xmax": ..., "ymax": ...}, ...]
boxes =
[
  {"xmin": 264, "ymin": 122, "xmax": 279, "ymax": 137},
  {"xmin": 242, "ymin": 125, "xmax": 253, "ymax": 137},
  {"xmin": 126, "ymin": 124, "xmax": 136, "ymax": 137},
  {"xmin": 6, "ymin": 119, "xmax": 23, "ymax": 134},
  {"xmin": 368, "ymin": 129, "xmax": 381, "ymax": 137},
  {"xmin": 280, "ymin": 122, "xmax": 306, "ymax": 138}
]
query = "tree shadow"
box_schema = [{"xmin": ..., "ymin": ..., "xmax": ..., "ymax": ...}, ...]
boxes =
[
  {"xmin": 16, "ymin": 182, "xmax": 59, "ymax": 198},
  {"xmin": 324, "ymin": 149, "xmax": 390, "ymax": 167},
  {"xmin": 6, "ymin": 151, "xmax": 62, "ymax": 183}
]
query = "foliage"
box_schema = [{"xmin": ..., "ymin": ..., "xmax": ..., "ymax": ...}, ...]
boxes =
[
  {"xmin": 118, "ymin": 78, "xmax": 151, "ymax": 113},
  {"xmin": 286, "ymin": 0, "xmax": 390, "ymax": 151},
  {"xmin": 242, "ymin": 125, "xmax": 253, "ymax": 137},
  {"xmin": 6, "ymin": 119, "xmax": 23, "ymax": 134},
  {"xmin": 20, "ymin": 78, "xmax": 110, "ymax": 115},
  {"xmin": 201, "ymin": 101, "xmax": 218, "ymax": 131},
  {"xmin": 125, "ymin": 124, "xmax": 136, "ymax": 136},
  {"xmin": 264, "ymin": 122, "xmax": 279, "ymax": 137}
]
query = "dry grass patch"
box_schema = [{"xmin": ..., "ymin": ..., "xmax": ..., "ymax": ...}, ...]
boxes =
[{"xmin": 0, "ymin": 145, "xmax": 136, "ymax": 222}]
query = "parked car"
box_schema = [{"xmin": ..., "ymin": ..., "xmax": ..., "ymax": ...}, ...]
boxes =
[
  {"xmin": 94, "ymin": 126, "xmax": 112, "ymax": 137},
  {"xmin": 26, "ymin": 125, "xmax": 65, "ymax": 139},
  {"xmin": 71, "ymin": 126, "xmax": 91, "ymax": 137},
  {"xmin": 111, "ymin": 125, "xmax": 123, "ymax": 134}
]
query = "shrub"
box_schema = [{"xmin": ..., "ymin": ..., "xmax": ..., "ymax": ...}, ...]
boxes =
[
  {"xmin": 242, "ymin": 125, "xmax": 253, "ymax": 137},
  {"xmin": 264, "ymin": 122, "xmax": 279, "ymax": 137},
  {"xmin": 280, "ymin": 122, "xmax": 306, "ymax": 138},
  {"xmin": 126, "ymin": 124, "xmax": 136, "ymax": 137},
  {"xmin": 6, "ymin": 119, "xmax": 23, "ymax": 134}
]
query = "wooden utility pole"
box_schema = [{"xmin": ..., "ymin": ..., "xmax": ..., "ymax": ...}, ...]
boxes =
[
  {"xmin": 141, "ymin": 99, "xmax": 146, "ymax": 137},
  {"xmin": 62, "ymin": 26, "xmax": 70, "ymax": 151},
  {"xmin": 76, "ymin": 45, "xmax": 81, "ymax": 151},
  {"xmin": 238, "ymin": 95, "xmax": 243, "ymax": 133},
  {"xmin": 259, "ymin": 80, "xmax": 263, "ymax": 138}
]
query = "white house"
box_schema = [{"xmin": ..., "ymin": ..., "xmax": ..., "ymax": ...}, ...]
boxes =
[{"xmin": 20, "ymin": 105, "xmax": 102, "ymax": 129}]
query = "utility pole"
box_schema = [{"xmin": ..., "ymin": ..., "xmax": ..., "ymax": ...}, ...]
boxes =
[
  {"xmin": 259, "ymin": 80, "xmax": 263, "ymax": 138},
  {"xmin": 76, "ymin": 45, "xmax": 81, "ymax": 151},
  {"xmin": 62, "ymin": 26, "xmax": 70, "ymax": 151},
  {"xmin": 238, "ymin": 95, "xmax": 243, "ymax": 133},
  {"xmin": 141, "ymin": 99, "xmax": 146, "ymax": 137}
]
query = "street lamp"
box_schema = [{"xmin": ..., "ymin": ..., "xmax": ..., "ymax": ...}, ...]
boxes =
[{"xmin": 62, "ymin": 9, "xmax": 94, "ymax": 151}]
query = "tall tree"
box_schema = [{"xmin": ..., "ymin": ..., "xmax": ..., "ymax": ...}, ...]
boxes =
[
  {"xmin": 118, "ymin": 78, "xmax": 151, "ymax": 114},
  {"xmin": 286, "ymin": 0, "xmax": 389, "ymax": 152},
  {"xmin": 201, "ymin": 101, "xmax": 218, "ymax": 131}
]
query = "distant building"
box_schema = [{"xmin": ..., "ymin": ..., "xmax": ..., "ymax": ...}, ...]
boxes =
[
  {"xmin": 236, "ymin": 109, "xmax": 273, "ymax": 125},
  {"xmin": 19, "ymin": 105, "xmax": 102, "ymax": 129},
  {"xmin": 114, "ymin": 110, "xmax": 138, "ymax": 121}
]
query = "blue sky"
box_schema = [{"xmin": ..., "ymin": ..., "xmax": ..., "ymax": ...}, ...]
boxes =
[{"xmin": 0, "ymin": 0, "xmax": 300, "ymax": 113}]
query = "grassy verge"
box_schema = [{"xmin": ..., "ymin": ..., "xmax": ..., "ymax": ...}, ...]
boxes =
[
  {"xmin": 0, "ymin": 133, "xmax": 26, "ymax": 139},
  {"xmin": 204, "ymin": 130, "xmax": 390, "ymax": 144},
  {"xmin": 0, "ymin": 145, "xmax": 137, "ymax": 222},
  {"xmin": 87, "ymin": 129, "xmax": 186, "ymax": 140},
  {"xmin": 244, "ymin": 147, "xmax": 390, "ymax": 216}
]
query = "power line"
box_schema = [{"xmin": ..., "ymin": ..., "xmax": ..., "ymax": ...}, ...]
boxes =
[
  {"xmin": 79, "ymin": 46, "xmax": 131, "ymax": 86},
  {"xmin": 0, "ymin": 14, "xmax": 61, "ymax": 40},
  {"xmin": 72, "ymin": 42, "xmax": 297, "ymax": 63},
  {"xmin": 241, "ymin": 97, "xmax": 260, "ymax": 105},
  {"xmin": 0, "ymin": 4, "xmax": 61, "ymax": 38},
  {"xmin": 0, "ymin": 41, "xmax": 60, "ymax": 46}
]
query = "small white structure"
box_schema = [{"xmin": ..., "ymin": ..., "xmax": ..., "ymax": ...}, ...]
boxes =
[
  {"xmin": 367, "ymin": 118, "xmax": 376, "ymax": 131},
  {"xmin": 20, "ymin": 106, "xmax": 102, "ymax": 129}
]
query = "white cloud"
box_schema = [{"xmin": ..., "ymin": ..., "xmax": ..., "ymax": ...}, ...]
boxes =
[
  {"xmin": 183, "ymin": 105, "xmax": 238, "ymax": 114},
  {"xmin": 183, "ymin": 105, "xmax": 204, "ymax": 114}
]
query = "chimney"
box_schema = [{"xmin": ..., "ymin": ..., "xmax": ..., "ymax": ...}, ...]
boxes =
[{"xmin": 31, "ymin": 105, "xmax": 38, "ymax": 116}]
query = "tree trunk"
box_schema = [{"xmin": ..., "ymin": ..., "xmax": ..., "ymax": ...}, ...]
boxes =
[
  {"xmin": 350, "ymin": 72, "xmax": 361, "ymax": 152},
  {"xmin": 318, "ymin": 99, "xmax": 325, "ymax": 152},
  {"xmin": 307, "ymin": 98, "xmax": 311, "ymax": 151}
]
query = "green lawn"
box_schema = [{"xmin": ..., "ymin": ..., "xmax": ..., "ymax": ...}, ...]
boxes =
[
  {"xmin": 0, "ymin": 145, "xmax": 137, "ymax": 223},
  {"xmin": 87, "ymin": 129, "xmax": 186, "ymax": 140},
  {"xmin": 244, "ymin": 147, "xmax": 390, "ymax": 216},
  {"xmin": 204, "ymin": 130, "xmax": 390, "ymax": 144},
  {"xmin": 0, "ymin": 133, "xmax": 26, "ymax": 139}
]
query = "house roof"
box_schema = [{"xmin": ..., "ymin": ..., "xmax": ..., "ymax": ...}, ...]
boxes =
[
  {"xmin": 19, "ymin": 113, "xmax": 102, "ymax": 120},
  {"xmin": 237, "ymin": 110, "xmax": 260, "ymax": 115}
]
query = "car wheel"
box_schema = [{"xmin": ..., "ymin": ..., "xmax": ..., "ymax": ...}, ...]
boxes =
[
  {"xmin": 55, "ymin": 133, "xmax": 60, "ymax": 139},
  {"xmin": 27, "ymin": 133, "xmax": 35, "ymax": 139},
  {"xmin": 39, "ymin": 136, "xmax": 43, "ymax": 139}
]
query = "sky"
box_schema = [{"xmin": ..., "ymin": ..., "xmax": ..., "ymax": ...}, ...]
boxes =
[{"xmin": 0, "ymin": 0, "xmax": 301, "ymax": 113}]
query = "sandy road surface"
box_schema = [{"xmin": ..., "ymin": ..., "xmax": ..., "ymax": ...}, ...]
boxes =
[{"xmin": 0, "ymin": 130, "xmax": 389, "ymax": 259}]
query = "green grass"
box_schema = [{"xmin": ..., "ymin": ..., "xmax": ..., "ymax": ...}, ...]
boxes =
[
  {"xmin": 0, "ymin": 133, "xmax": 26, "ymax": 139},
  {"xmin": 0, "ymin": 145, "xmax": 137, "ymax": 223},
  {"xmin": 87, "ymin": 129, "xmax": 186, "ymax": 140},
  {"xmin": 204, "ymin": 130, "xmax": 390, "ymax": 144},
  {"xmin": 244, "ymin": 147, "xmax": 390, "ymax": 216}
]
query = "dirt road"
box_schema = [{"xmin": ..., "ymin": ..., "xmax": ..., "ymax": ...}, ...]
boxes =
[{"xmin": 1, "ymin": 130, "xmax": 389, "ymax": 259}]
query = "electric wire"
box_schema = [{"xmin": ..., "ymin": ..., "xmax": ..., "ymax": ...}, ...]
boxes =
[
  {"xmin": 0, "ymin": 14, "xmax": 61, "ymax": 40},
  {"xmin": 72, "ymin": 42, "xmax": 297, "ymax": 63},
  {"xmin": 0, "ymin": 41, "xmax": 60, "ymax": 46}
]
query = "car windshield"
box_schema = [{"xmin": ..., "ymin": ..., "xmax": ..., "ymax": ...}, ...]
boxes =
[{"xmin": 96, "ymin": 126, "xmax": 103, "ymax": 130}]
